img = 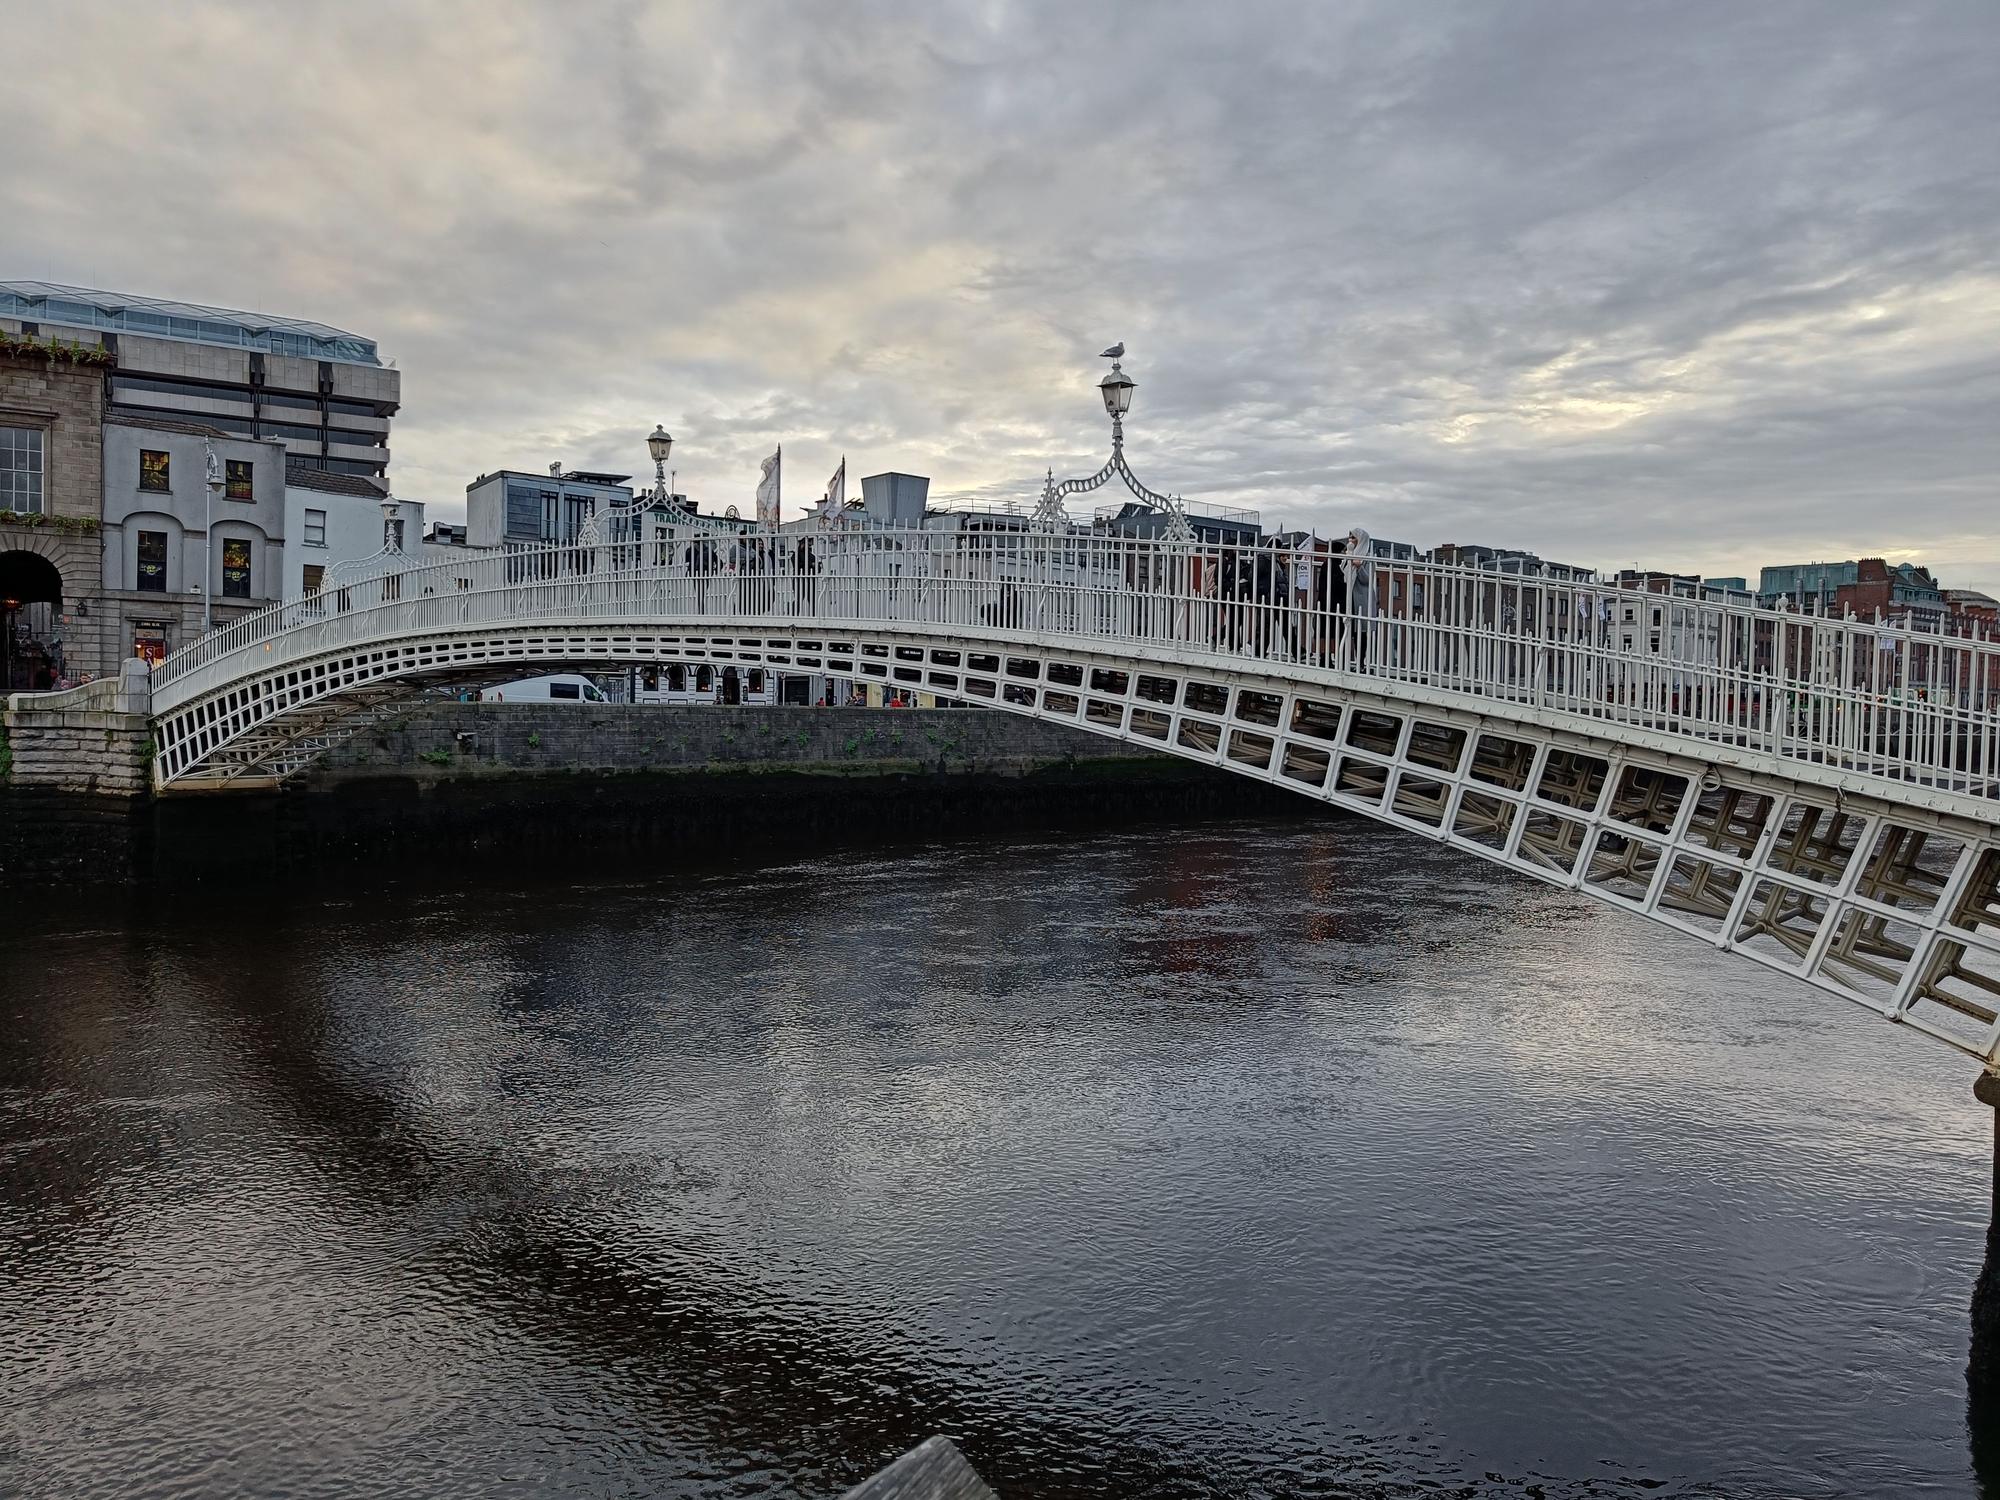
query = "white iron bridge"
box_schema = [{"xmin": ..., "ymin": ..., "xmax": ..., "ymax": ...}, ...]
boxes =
[{"xmin": 148, "ymin": 526, "xmax": 2000, "ymax": 1063}]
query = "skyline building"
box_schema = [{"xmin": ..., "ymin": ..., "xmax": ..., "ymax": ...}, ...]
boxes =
[{"xmin": 0, "ymin": 280, "xmax": 398, "ymax": 493}]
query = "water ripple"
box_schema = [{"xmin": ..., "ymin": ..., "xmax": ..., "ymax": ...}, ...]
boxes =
[{"xmin": 0, "ymin": 817, "xmax": 1989, "ymax": 1498}]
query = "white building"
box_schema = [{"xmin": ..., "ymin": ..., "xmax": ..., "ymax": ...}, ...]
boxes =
[
  {"xmin": 284, "ymin": 468, "xmax": 391, "ymax": 601},
  {"xmin": 285, "ymin": 473, "xmax": 486, "ymax": 602},
  {"xmin": 99, "ymin": 415, "xmax": 289, "ymax": 663}
]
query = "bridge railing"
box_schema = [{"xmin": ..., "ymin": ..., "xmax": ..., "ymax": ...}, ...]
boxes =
[{"xmin": 152, "ymin": 526, "xmax": 2000, "ymax": 798}]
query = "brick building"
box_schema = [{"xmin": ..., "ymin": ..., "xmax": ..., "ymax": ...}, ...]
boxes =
[
  {"xmin": 0, "ymin": 343, "xmax": 112, "ymax": 689},
  {"xmin": 1945, "ymin": 588, "xmax": 1999, "ymax": 637},
  {"xmin": 1836, "ymin": 558, "xmax": 1946, "ymax": 626},
  {"xmin": 1758, "ymin": 558, "xmax": 1947, "ymax": 626}
]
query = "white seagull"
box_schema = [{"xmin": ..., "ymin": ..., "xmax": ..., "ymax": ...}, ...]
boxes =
[{"xmin": 1100, "ymin": 342, "xmax": 1124, "ymax": 359}]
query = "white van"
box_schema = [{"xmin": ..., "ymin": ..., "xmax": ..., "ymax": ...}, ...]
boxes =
[{"xmin": 478, "ymin": 673, "xmax": 609, "ymax": 704}]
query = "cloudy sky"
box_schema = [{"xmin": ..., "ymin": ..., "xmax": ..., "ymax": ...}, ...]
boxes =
[{"xmin": 5, "ymin": 1, "xmax": 1997, "ymax": 592}]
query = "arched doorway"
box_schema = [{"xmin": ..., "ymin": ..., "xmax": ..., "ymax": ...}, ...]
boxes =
[
  {"xmin": 721, "ymin": 665, "xmax": 742, "ymax": 705},
  {"xmin": 0, "ymin": 550, "xmax": 64, "ymax": 692}
]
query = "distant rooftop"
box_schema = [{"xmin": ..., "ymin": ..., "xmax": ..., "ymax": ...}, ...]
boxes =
[
  {"xmin": 104, "ymin": 413, "xmax": 232, "ymax": 441},
  {"xmin": 287, "ymin": 468, "xmax": 388, "ymax": 498},
  {"xmin": 471, "ymin": 468, "xmax": 634, "ymax": 490},
  {"xmin": 0, "ymin": 280, "xmax": 382, "ymax": 366}
]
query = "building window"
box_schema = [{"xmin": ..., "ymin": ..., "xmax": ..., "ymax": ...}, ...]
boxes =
[
  {"xmin": 225, "ymin": 459, "xmax": 253, "ymax": 500},
  {"xmin": 302, "ymin": 563, "xmax": 325, "ymax": 596},
  {"xmin": 136, "ymin": 530, "xmax": 168, "ymax": 592},
  {"xmin": 140, "ymin": 449, "xmax": 171, "ymax": 492},
  {"xmin": 132, "ymin": 620, "xmax": 171, "ymax": 665},
  {"xmin": 304, "ymin": 509, "xmax": 326, "ymax": 546},
  {"xmin": 0, "ymin": 426, "xmax": 45, "ymax": 514},
  {"xmin": 221, "ymin": 537, "xmax": 252, "ymax": 598}
]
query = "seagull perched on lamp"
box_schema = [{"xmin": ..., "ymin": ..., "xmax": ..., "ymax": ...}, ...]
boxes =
[{"xmin": 1100, "ymin": 342, "xmax": 1124, "ymax": 359}]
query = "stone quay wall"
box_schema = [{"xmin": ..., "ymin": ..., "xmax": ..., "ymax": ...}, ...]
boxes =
[
  {"xmin": 2, "ymin": 701, "xmax": 1304, "ymax": 885},
  {"xmin": 317, "ymin": 703, "xmax": 1165, "ymax": 781},
  {"xmin": 2, "ymin": 660, "xmax": 153, "ymax": 796}
]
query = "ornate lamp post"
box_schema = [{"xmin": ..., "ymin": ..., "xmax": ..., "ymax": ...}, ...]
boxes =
[
  {"xmin": 573, "ymin": 423, "xmax": 675, "ymax": 551},
  {"xmin": 1099, "ymin": 361, "xmax": 1135, "ymax": 442},
  {"xmin": 647, "ymin": 423, "xmax": 673, "ymax": 501},
  {"xmin": 623, "ymin": 421, "xmax": 731, "ymax": 542},
  {"xmin": 1035, "ymin": 345, "xmax": 1194, "ymax": 541}
]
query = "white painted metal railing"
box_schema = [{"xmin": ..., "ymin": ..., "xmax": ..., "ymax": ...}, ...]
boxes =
[{"xmin": 153, "ymin": 527, "xmax": 2000, "ymax": 800}]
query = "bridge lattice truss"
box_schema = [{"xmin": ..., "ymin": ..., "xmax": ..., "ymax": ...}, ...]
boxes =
[{"xmin": 150, "ymin": 529, "xmax": 2000, "ymax": 1062}]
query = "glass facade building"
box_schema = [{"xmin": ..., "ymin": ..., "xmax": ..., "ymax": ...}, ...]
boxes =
[
  {"xmin": 466, "ymin": 469, "xmax": 637, "ymax": 548},
  {"xmin": 0, "ymin": 283, "xmax": 380, "ymax": 365}
]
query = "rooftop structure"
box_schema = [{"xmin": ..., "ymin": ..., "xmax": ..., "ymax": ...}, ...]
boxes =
[
  {"xmin": 0, "ymin": 279, "xmax": 398, "ymax": 493},
  {"xmin": 1759, "ymin": 558, "xmax": 1945, "ymax": 621},
  {"xmin": 1093, "ymin": 499, "xmax": 1262, "ymax": 544},
  {"xmin": 860, "ymin": 472, "xmax": 931, "ymax": 528},
  {"xmin": 0, "ymin": 281, "xmax": 380, "ymax": 365},
  {"xmin": 285, "ymin": 467, "xmax": 390, "ymax": 499},
  {"xmin": 1432, "ymin": 542, "xmax": 1595, "ymax": 581}
]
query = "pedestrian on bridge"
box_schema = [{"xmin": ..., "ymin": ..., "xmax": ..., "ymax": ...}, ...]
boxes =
[
  {"xmin": 1289, "ymin": 531, "xmax": 1318, "ymax": 664},
  {"xmin": 1343, "ymin": 528, "xmax": 1377, "ymax": 667}
]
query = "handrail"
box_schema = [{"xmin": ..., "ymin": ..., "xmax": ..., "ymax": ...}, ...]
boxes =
[{"xmin": 151, "ymin": 527, "xmax": 2000, "ymax": 801}]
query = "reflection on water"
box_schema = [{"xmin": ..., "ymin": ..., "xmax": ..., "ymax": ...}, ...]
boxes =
[{"xmin": 0, "ymin": 817, "xmax": 1992, "ymax": 1498}]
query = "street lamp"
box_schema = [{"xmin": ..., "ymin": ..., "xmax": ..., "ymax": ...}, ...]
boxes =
[
  {"xmin": 647, "ymin": 423, "xmax": 673, "ymax": 500},
  {"xmin": 636, "ymin": 422, "xmax": 728, "ymax": 539},
  {"xmin": 1099, "ymin": 363, "xmax": 1135, "ymax": 420},
  {"xmin": 1035, "ymin": 345, "xmax": 1193, "ymax": 539}
]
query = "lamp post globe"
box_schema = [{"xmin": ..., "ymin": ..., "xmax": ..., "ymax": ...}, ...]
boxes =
[
  {"xmin": 647, "ymin": 424, "xmax": 673, "ymax": 466},
  {"xmin": 1099, "ymin": 366, "xmax": 1135, "ymax": 418}
]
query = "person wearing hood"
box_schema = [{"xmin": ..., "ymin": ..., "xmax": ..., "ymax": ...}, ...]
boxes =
[{"xmin": 1343, "ymin": 527, "xmax": 1377, "ymax": 666}]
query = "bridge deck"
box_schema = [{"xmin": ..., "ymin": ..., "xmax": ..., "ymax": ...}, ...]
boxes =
[{"xmin": 143, "ymin": 527, "xmax": 2000, "ymax": 1063}]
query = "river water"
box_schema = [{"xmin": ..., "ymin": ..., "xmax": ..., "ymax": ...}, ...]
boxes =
[{"xmin": 1, "ymin": 814, "xmax": 1994, "ymax": 1499}]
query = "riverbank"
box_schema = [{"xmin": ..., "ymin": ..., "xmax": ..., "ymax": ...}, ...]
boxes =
[{"xmin": 0, "ymin": 707, "xmax": 1305, "ymax": 888}]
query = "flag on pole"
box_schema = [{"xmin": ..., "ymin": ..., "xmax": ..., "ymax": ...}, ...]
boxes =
[
  {"xmin": 820, "ymin": 456, "xmax": 845, "ymax": 526},
  {"xmin": 755, "ymin": 445, "xmax": 781, "ymax": 528}
]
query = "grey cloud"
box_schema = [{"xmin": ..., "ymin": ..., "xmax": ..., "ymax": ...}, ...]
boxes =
[{"xmin": 2, "ymin": 0, "xmax": 1995, "ymax": 591}]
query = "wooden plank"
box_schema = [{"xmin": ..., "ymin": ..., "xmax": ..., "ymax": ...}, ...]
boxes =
[{"xmin": 838, "ymin": 1436, "xmax": 1000, "ymax": 1500}]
